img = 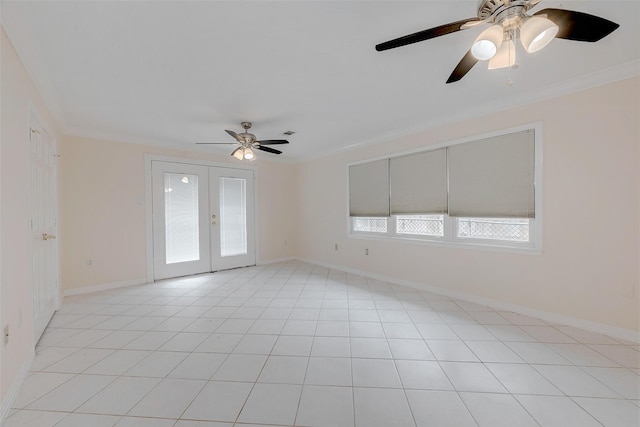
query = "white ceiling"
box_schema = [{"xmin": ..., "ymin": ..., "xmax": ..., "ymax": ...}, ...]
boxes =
[{"xmin": 2, "ymin": 1, "xmax": 639, "ymax": 161}]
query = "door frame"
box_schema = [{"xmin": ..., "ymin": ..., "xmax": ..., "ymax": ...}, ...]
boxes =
[{"xmin": 144, "ymin": 154, "xmax": 260, "ymax": 282}]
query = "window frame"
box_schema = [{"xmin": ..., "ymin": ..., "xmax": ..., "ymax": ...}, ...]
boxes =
[{"xmin": 346, "ymin": 123, "xmax": 543, "ymax": 254}]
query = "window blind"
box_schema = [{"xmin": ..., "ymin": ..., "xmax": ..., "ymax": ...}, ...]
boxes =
[
  {"xmin": 164, "ymin": 173, "xmax": 200, "ymax": 264},
  {"xmin": 219, "ymin": 177, "xmax": 247, "ymax": 257},
  {"xmin": 448, "ymin": 130, "xmax": 535, "ymax": 218},
  {"xmin": 390, "ymin": 148, "xmax": 447, "ymax": 215},
  {"xmin": 349, "ymin": 159, "xmax": 389, "ymax": 217}
]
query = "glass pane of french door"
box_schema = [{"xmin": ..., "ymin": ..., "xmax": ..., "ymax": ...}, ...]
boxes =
[
  {"xmin": 152, "ymin": 162, "xmax": 210, "ymax": 279},
  {"xmin": 210, "ymin": 168, "xmax": 255, "ymax": 271},
  {"xmin": 220, "ymin": 177, "xmax": 247, "ymax": 257},
  {"xmin": 164, "ymin": 172, "xmax": 200, "ymax": 264}
]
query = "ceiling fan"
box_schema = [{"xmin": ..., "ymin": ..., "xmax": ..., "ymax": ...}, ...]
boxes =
[
  {"xmin": 196, "ymin": 121, "xmax": 290, "ymax": 161},
  {"xmin": 375, "ymin": 0, "xmax": 620, "ymax": 83}
]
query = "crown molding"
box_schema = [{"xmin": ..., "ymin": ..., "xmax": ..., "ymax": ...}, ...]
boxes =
[
  {"xmin": 295, "ymin": 59, "xmax": 640, "ymax": 163},
  {"xmin": 57, "ymin": 59, "xmax": 640, "ymax": 165}
]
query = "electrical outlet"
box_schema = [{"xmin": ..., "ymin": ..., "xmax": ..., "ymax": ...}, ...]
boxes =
[
  {"xmin": 87, "ymin": 259, "xmax": 93, "ymax": 266},
  {"xmin": 334, "ymin": 243, "xmax": 339, "ymax": 250},
  {"xmin": 3, "ymin": 325, "xmax": 9, "ymax": 345},
  {"xmin": 365, "ymin": 248, "xmax": 369, "ymax": 255}
]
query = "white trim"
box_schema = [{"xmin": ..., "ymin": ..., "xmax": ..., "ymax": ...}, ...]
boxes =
[
  {"xmin": 145, "ymin": 154, "xmax": 258, "ymax": 172},
  {"xmin": 253, "ymin": 170, "xmax": 261, "ymax": 265},
  {"xmin": 259, "ymin": 256, "xmax": 296, "ymax": 265},
  {"xmin": 62, "ymin": 278, "xmax": 148, "ymax": 297},
  {"xmin": 0, "ymin": 348, "xmax": 35, "ymax": 425},
  {"xmin": 301, "ymin": 60, "xmax": 640, "ymax": 162},
  {"xmin": 63, "ymin": 128, "xmax": 298, "ymax": 164},
  {"xmin": 346, "ymin": 122, "xmax": 542, "ymax": 167},
  {"xmin": 54, "ymin": 62, "xmax": 639, "ymax": 164},
  {"xmin": 347, "ymin": 233, "xmax": 542, "ymax": 256},
  {"xmin": 144, "ymin": 154, "xmax": 154, "ymax": 283},
  {"xmin": 295, "ymin": 257, "xmax": 640, "ymax": 344}
]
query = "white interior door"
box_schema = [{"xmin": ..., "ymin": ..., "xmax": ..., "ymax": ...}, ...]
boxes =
[
  {"xmin": 152, "ymin": 161, "xmax": 210, "ymax": 280},
  {"xmin": 29, "ymin": 115, "xmax": 59, "ymax": 341},
  {"xmin": 210, "ymin": 167, "xmax": 256, "ymax": 271}
]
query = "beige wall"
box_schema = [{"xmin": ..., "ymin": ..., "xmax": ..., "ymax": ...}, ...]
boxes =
[
  {"xmin": 0, "ymin": 28, "xmax": 61, "ymax": 403},
  {"xmin": 295, "ymin": 77, "xmax": 640, "ymax": 332},
  {"xmin": 59, "ymin": 135, "xmax": 297, "ymax": 292}
]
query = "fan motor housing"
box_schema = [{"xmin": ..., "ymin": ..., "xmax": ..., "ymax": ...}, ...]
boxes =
[
  {"xmin": 239, "ymin": 132, "xmax": 256, "ymax": 145},
  {"xmin": 478, "ymin": 0, "xmax": 535, "ymax": 22}
]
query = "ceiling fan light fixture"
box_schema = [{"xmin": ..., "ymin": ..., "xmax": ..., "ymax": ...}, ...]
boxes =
[
  {"xmin": 471, "ymin": 24, "xmax": 504, "ymax": 60},
  {"xmin": 488, "ymin": 39, "xmax": 516, "ymax": 69},
  {"xmin": 231, "ymin": 147, "xmax": 244, "ymax": 160},
  {"xmin": 243, "ymin": 147, "xmax": 255, "ymax": 161},
  {"xmin": 520, "ymin": 16, "xmax": 558, "ymax": 53}
]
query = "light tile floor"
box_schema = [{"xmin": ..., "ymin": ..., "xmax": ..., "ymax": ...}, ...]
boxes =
[{"xmin": 5, "ymin": 261, "xmax": 640, "ymax": 427}]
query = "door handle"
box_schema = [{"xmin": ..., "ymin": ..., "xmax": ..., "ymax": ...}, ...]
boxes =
[{"xmin": 42, "ymin": 233, "xmax": 56, "ymax": 241}]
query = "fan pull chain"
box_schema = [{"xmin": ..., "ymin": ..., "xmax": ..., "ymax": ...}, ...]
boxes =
[{"xmin": 506, "ymin": 28, "xmax": 516, "ymax": 87}]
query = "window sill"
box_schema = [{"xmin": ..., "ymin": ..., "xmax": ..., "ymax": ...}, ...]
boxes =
[{"xmin": 347, "ymin": 233, "xmax": 542, "ymax": 256}]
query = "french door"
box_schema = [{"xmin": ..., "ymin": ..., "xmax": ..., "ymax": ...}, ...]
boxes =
[
  {"xmin": 152, "ymin": 161, "xmax": 255, "ymax": 280},
  {"xmin": 29, "ymin": 114, "xmax": 59, "ymax": 342}
]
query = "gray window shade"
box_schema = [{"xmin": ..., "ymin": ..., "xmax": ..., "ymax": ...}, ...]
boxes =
[
  {"xmin": 349, "ymin": 159, "xmax": 389, "ymax": 217},
  {"xmin": 448, "ymin": 130, "xmax": 535, "ymax": 218},
  {"xmin": 390, "ymin": 148, "xmax": 447, "ymax": 215}
]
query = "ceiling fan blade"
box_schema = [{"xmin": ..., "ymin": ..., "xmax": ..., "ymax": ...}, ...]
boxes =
[
  {"xmin": 460, "ymin": 18, "xmax": 490, "ymax": 30},
  {"xmin": 256, "ymin": 145, "xmax": 282, "ymax": 155},
  {"xmin": 534, "ymin": 8, "xmax": 619, "ymax": 42},
  {"xmin": 225, "ymin": 129, "xmax": 244, "ymax": 142},
  {"xmin": 196, "ymin": 142, "xmax": 237, "ymax": 145},
  {"xmin": 257, "ymin": 139, "xmax": 289, "ymax": 145},
  {"xmin": 446, "ymin": 50, "xmax": 478, "ymax": 84},
  {"xmin": 375, "ymin": 18, "xmax": 478, "ymax": 51}
]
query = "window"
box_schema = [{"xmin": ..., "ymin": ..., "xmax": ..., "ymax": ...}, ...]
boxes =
[
  {"xmin": 348, "ymin": 127, "xmax": 541, "ymax": 251},
  {"xmin": 352, "ymin": 217, "xmax": 388, "ymax": 233},
  {"xmin": 457, "ymin": 217, "xmax": 530, "ymax": 242},
  {"xmin": 396, "ymin": 215, "xmax": 444, "ymax": 237}
]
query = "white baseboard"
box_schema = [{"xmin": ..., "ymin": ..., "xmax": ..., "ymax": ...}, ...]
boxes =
[
  {"xmin": 0, "ymin": 347, "xmax": 35, "ymax": 425},
  {"xmin": 296, "ymin": 257, "xmax": 640, "ymax": 344},
  {"xmin": 259, "ymin": 256, "xmax": 296, "ymax": 265},
  {"xmin": 63, "ymin": 278, "xmax": 148, "ymax": 297}
]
